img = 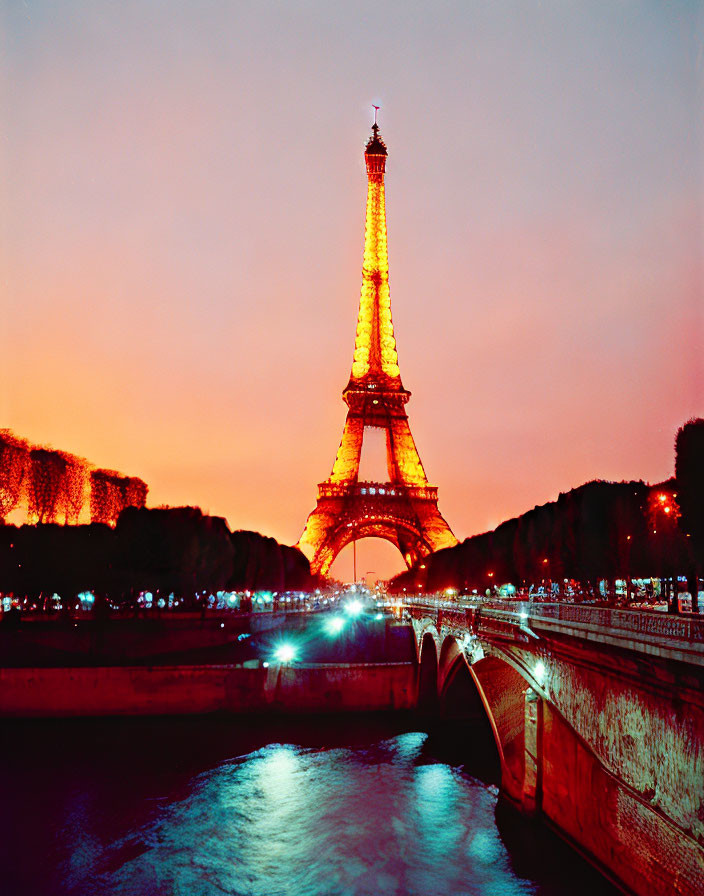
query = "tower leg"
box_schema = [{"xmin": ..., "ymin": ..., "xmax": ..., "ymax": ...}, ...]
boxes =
[{"xmin": 330, "ymin": 416, "xmax": 364, "ymax": 484}]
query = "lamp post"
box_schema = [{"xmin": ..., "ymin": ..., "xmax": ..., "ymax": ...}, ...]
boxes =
[
  {"xmin": 542, "ymin": 558, "xmax": 551, "ymax": 599},
  {"xmin": 487, "ymin": 571, "xmax": 494, "ymax": 598}
]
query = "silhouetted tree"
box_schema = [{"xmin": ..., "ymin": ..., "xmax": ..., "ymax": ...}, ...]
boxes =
[
  {"xmin": 124, "ymin": 477, "xmax": 148, "ymax": 511},
  {"xmin": 0, "ymin": 430, "xmax": 28, "ymax": 522},
  {"xmin": 90, "ymin": 469, "xmax": 118, "ymax": 525},
  {"xmin": 58, "ymin": 452, "xmax": 89, "ymax": 524},
  {"xmin": 27, "ymin": 448, "xmax": 67, "ymax": 524},
  {"xmin": 391, "ymin": 478, "xmax": 691, "ymax": 599},
  {"xmin": 0, "ymin": 510, "xmax": 316, "ymax": 601},
  {"xmin": 114, "ymin": 506, "xmax": 235, "ymax": 600},
  {"xmin": 676, "ymin": 420, "xmax": 704, "ymax": 546},
  {"xmin": 228, "ymin": 529, "xmax": 317, "ymax": 591},
  {"xmin": 675, "ymin": 418, "xmax": 704, "ymax": 610},
  {"xmin": 91, "ymin": 470, "xmax": 148, "ymax": 526}
]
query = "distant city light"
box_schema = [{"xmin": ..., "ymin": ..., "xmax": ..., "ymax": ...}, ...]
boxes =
[
  {"xmin": 375, "ymin": 613, "xmax": 384, "ymax": 621},
  {"xmin": 345, "ymin": 600, "xmax": 363, "ymax": 616}
]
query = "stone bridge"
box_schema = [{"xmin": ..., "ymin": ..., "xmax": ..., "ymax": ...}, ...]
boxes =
[{"xmin": 405, "ymin": 597, "xmax": 704, "ymax": 896}]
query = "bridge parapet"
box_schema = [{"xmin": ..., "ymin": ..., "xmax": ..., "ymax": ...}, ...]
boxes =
[{"xmin": 401, "ymin": 596, "xmax": 704, "ymax": 666}]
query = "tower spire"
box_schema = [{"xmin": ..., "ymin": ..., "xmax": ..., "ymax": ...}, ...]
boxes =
[{"xmin": 348, "ymin": 111, "xmax": 398, "ymax": 388}]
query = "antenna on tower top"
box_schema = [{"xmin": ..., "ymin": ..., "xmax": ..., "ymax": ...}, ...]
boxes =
[{"xmin": 372, "ymin": 105, "xmax": 380, "ymax": 127}]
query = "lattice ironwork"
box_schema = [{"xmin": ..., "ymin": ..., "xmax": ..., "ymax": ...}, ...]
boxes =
[{"xmin": 298, "ymin": 120, "xmax": 457, "ymax": 576}]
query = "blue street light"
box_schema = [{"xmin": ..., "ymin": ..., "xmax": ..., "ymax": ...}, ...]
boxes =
[
  {"xmin": 274, "ymin": 644, "xmax": 297, "ymax": 663},
  {"xmin": 325, "ymin": 616, "xmax": 345, "ymax": 635}
]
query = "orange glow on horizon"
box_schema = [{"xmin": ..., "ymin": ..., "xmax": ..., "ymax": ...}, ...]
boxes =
[{"xmin": 4, "ymin": 3, "xmax": 701, "ymax": 583}]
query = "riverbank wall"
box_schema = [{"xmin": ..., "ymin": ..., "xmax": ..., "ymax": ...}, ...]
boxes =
[{"xmin": 0, "ymin": 662, "xmax": 417, "ymax": 717}]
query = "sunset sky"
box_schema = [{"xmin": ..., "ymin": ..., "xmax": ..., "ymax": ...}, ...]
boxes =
[{"xmin": 3, "ymin": 1, "xmax": 703, "ymax": 581}]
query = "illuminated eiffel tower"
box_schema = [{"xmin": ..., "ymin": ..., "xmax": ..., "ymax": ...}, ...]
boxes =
[{"xmin": 298, "ymin": 116, "xmax": 457, "ymax": 577}]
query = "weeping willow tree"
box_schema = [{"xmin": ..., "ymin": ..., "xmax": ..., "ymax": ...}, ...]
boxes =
[
  {"xmin": 27, "ymin": 448, "xmax": 68, "ymax": 524},
  {"xmin": 90, "ymin": 469, "xmax": 148, "ymax": 526},
  {"xmin": 0, "ymin": 430, "xmax": 28, "ymax": 523},
  {"xmin": 58, "ymin": 452, "xmax": 89, "ymax": 524}
]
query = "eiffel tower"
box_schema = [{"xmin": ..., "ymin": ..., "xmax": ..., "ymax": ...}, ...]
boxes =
[{"xmin": 298, "ymin": 116, "xmax": 457, "ymax": 577}]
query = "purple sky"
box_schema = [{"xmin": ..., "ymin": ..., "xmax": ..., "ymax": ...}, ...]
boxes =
[{"xmin": 3, "ymin": 1, "xmax": 703, "ymax": 580}]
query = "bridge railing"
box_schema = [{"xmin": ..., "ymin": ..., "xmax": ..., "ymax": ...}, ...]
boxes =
[
  {"xmin": 521, "ymin": 601, "xmax": 704, "ymax": 644},
  {"xmin": 397, "ymin": 595, "xmax": 704, "ymax": 646}
]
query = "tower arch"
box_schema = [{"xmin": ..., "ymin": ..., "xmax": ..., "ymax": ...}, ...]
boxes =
[{"xmin": 299, "ymin": 498, "xmax": 438, "ymax": 575}]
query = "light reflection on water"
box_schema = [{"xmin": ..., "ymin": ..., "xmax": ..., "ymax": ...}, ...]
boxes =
[
  {"xmin": 82, "ymin": 734, "xmax": 527, "ymax": 896},
  {"xmin": 1, "ymin": 719, "xmax": 617, "ymax": 896}
]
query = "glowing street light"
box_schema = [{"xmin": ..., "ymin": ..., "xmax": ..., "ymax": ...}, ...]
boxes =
[
  {"xmin": 325, "ymin": 616, "xmax": 345, "ymax": 635},
  {"xmin": 345, "ymin": 600, "xmax": 363, "ymax": 617},
  {"xmin": 274, "ymin": 644, "xmax": 297, "ymax": 663}
]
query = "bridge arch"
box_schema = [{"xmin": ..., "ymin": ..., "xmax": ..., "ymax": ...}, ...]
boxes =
[
  {"xmin": 438, "ymin": 635, "xmax": 464, "ymax": 694},
  {"xmin": 434, "ymin": 639, "xmax": 539, "ymax": 809}
]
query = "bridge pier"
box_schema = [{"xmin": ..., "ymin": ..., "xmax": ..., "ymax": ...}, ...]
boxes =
[{"xmin": 522, "ymin": 688, "xmax": 542, "ymax": 816}]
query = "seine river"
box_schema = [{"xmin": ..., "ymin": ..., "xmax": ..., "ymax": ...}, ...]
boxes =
[{"xmin": 1, "ymin": 716, "xmax": 616, "ymax": 896}]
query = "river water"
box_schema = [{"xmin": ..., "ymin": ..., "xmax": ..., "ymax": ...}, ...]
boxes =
[{"xmin": 1, "ymin": 716, "xmax": 616, "ymax": 896}]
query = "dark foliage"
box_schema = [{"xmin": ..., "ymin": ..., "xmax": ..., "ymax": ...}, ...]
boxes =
[
  {"xmin": 0, "ymin": 507, "xmax": 316, "ymax": 603},
  {"xmin": 0, "ymin": 431, "xmax": 28, "ymax": 521},
  {"xmin": 90, "ymin": 470, "xmax": 148, "ymax": 526},
  {"xmin": 228, "ymin": 530, "xmax": 314, "ymax": 592},
  {"xmin": 27, "ymin": 448, "xmax": 68, "ymax": 524},
  {"xmin": 676, "ymin": 418, "xmax": 704, "ymax": 561},
  {"xmin": 391, "ymin": 479, "xmax": 694, "ymax": 593}
]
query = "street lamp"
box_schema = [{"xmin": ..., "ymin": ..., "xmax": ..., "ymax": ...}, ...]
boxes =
[
  {"xmin": 325, "ymin": 616, "xmax": 345, "ymax": 635},
  {"xmin": 274, "ymin": 644, "xmax": 296, "ymax": 663}
]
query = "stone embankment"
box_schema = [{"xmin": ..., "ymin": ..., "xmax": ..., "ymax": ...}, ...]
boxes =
[{"xmin": 0, "ymin": 611, "xmax": 417, "ymax": 716}]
